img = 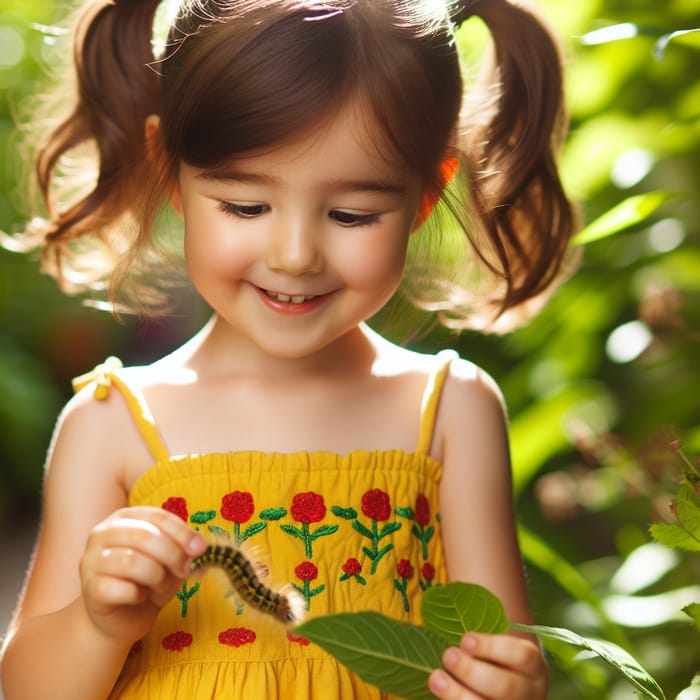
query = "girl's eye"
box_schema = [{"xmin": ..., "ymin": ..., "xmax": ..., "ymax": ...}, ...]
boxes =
[
  {"xmin": 217, "ymin": 202, "xmax": 268, "ymax": 219},
  {"xmin": 330, "ymin": 210, "xmax": 380, "ymax": 227}
]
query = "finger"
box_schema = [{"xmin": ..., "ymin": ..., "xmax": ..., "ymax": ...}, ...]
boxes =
[
  {"xmin": 439, "ymin": 639, "xmax": 545, "ymax": 700},
  {"xmin": 461, "ymin": 633, "xmax": 546, "ymax": 679},
  {"xmin": 91, "ymin": 510, "xmax": 204, "ymax": 578},
  {"xmin": 428, "ymin": 668, "xmax": 480, "ymax": 699},
  {"xmin": 115, "ymin": 506, "xmax": 207, "ymax": 557},
  {"xmin": 85, "ymin": 574, "xmax": 148, "ymax": 609},
  {"xmin": 98, "ymin": 547, "xmax": 170, "ymax": 591}
]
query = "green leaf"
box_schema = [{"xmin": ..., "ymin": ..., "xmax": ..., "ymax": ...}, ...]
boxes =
[
  {"xmin": 650, "ymin": 481, "xmax": 700, "ymax": 552},
  {"xmin": 295, "ymin": 612, "xmax": 445, "ymax": 700},
  {"xmin": 572, "ymin": 191, "xmax": 684, "ymax": 245},
  {"xmin": 512, "ymin": 623, "xmax": 667, "ymax": 700},
  {"xmin": 421, "ymin": 583, "xmax": 508, "ymax": 645},
  {"xmin": 649, "ymin": 523, "xmax": 700, "ymax": 552},
  {"xmin": 682, "ymin": 603, "xmax": 700, "ymax": 631}
]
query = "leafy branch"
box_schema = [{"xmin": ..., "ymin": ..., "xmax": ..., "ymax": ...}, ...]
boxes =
[{"xmin": 296, "ymin": 582, "xmax": 666, "ymax": 700}]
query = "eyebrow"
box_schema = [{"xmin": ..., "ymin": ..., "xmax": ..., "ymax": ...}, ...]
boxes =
[{"xmin": 196, "ymin": 169, "xmax": 408, "ymax": 196}]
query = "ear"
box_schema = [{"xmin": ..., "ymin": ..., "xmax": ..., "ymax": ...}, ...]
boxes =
[
  {"xmin": 144, "ymin": 114, "xmax": 184, "ymax": 217},
  {"xmin": 412, "ymin": 157, "xmax": 459, "ymax": 231}
]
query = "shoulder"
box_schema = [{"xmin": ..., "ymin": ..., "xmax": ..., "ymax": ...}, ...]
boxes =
[{"xmin": 431, "ymin": 352, "xmax": 509, "ymax": 463}]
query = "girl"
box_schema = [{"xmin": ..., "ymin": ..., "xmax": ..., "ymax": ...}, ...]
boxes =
[{"xmin": 1, "ymin": 0, "xmax": 575, "ymax": 698}]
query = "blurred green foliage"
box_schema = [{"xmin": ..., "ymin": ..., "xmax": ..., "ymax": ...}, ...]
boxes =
[{"xmin": 1, "ymin": 0, "xmax": 699, "ymax": 697}]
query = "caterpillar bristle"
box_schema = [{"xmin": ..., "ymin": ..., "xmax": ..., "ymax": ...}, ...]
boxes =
[
  {"xmin": 275, "ymin": 585, "xmax": 307, "ymax": 625},
  {"xmin": 191, "ymin": 544, "xmax": 304, "ymax": 626}
]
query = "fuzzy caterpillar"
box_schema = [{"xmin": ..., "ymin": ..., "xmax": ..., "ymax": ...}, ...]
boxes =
[{"xmin": 191, "ymin": 544, "xmax": 306, "ymax": 626}]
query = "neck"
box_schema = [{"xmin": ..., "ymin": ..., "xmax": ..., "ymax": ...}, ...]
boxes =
[{"xmin": 172, "ymin": 315, "xmax": 379, "ymax": 381}]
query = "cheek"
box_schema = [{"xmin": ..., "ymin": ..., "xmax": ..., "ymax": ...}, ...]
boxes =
[{"xmin": 342, "ymin": 232, "xmax": 410, "ymax": 291}]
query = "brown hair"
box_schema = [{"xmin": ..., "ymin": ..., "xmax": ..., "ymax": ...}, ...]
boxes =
[{"xmin": 11, "ymin": 0, "xmax": 578, "ymax": 328}]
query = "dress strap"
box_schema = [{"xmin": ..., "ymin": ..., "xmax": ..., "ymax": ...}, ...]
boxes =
[
  {"xmin": 72, "ymin": 356, "xmax": 170, "ymax": 463},
  {"xmin": 415, "ymin": 349, "xmax": 459, "ymax": 456}
]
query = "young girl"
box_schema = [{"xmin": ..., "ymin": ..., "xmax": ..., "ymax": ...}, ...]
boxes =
[{"xmin": 1, "ymin": 0, "xmax": 575, "ymax": 698}]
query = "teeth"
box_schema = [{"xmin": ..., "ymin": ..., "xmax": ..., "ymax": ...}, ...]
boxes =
[{"xmin": 265, "ymin": 290, "xmax": 316, "ymax": 304}]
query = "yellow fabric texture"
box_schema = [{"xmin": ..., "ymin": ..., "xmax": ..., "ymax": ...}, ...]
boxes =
[{"xmin": 73, "ymin": 350, "xmax": 457, "ymax": 699}]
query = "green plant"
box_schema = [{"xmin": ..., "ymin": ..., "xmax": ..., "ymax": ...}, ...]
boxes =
[{"xmin": 296, "ymin": 582, "xmax": 667, "ymax": 700}]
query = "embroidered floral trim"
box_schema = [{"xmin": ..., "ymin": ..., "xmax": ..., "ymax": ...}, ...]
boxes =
[
  {"xmin": 162, "ymin": 497, "xmax": 188, "ymax": 521},
  {"xmin": 281, "ymin": 492, "xmax": 338, "ymax": 557},
  {"xmin": 218, "ymin": 627, "xmax": 256, "ymax": 647},
  {"xmin": 420, "ymin": 562, "xmax": 435, "ymax": 591},
  {"xmin": 394, "ymin": 559, "xmax": 414, "ymax": 612},
  {"xmin": 339, "ymin": 557, "xmax": 367, "ymax": 585},
  {"xmin": 162, "ymin": 631, "xmax": 193, "ymax": 651},
  {"xmin": 292, "ymin": 560, "xmax": 325, "ymax": 609},
  {"xmin": 177, "ymin": 581, "xmax": 200, "ymax": 617},
  {"xmin": 213, "ymin": 491, "xmax": 268, "ymax": 544},
  {"xmin": 352, "ymin": 489, "xmax": 402, "ymax": 574},
  {"xmin": 287, "ymin": 631, "xmax": 311, "ymax": 646},
  {"xmin": 397, "ymin": 493, "xmax": 435, "ymax": 560}
]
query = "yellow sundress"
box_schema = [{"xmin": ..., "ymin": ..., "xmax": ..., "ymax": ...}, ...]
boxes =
[{"xmin": 73, "ymin": 350, "xmax": 457, "ymax": 699}]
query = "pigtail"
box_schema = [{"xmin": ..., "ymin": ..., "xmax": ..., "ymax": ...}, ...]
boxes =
[
  {"xmin": 32, "ymin": 0, "xmax": 164, "ymax": 297},
  {"xmin": 454, "ymin": 0, "xmax": 577, "ymax": 321}
]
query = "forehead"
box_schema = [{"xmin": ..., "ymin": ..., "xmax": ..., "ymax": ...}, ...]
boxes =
[{"xmin": 194, "ymin": 99, "xmax": 415, "ymax": 186}]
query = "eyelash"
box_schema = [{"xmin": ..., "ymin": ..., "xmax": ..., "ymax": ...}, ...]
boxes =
[{"xmin": 216, "ymin": 202, "xmax": 380, "ymax": 228}]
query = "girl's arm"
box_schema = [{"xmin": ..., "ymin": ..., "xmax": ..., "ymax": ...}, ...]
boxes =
[
  {"xmin": 0, "ymin": 391, "xmax": 205, "ymax": 700},
  {"xmin": 429, "ymin": 360, "xmax": 547, "ymax": 700}
]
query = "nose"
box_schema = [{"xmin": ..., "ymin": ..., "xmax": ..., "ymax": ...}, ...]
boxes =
[{"xmin": 266, "ymin": 217, "xmax": 324, "ymax": 276}]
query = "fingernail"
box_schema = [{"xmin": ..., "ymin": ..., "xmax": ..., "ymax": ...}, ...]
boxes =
[
  {"xmin": 462, "ymin": 634, "xmax": 477, "ymax": 652},
  {"xmin": 429, "ymin": 670, "xmax": 449, "ymax": 692},
  {"xmin": 443, "ymin": 647, "xmax": 460, "ymax": 668},
  {"xmin": 187, "ymin": 535, "xmax": 205, "ymax": 554}
]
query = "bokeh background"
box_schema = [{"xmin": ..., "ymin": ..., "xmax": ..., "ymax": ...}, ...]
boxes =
[{"xmin": 1, "ymin": 1, "xmax": 699, "ymax": 698}]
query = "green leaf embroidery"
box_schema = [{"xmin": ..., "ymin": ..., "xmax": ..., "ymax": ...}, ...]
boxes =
[
  {"xmin": 280, "ymin": 524, "xmax": 302, "ymax": 538},
  {"xmin": 378, "ymin": 522, "xmax": 402, "ymax": 538},
  {"xmin": 396, "ymin": 507, "xmax": 415, "ymax": 519},
  {"xmin": 259, "ymin": 507, "xmax": 287, "ymax": 521},
  {"xmin": 352, "ymin": 520, "xmax": 375, "ymax": 539},
  {"xmin": 295, "ymin": 612, "xmax": 445, "ymax": 700},
  {"xmin": 190, "ymin": 510, "xmax": 216, "ymax": 524},
  {"xmin": 331, "ymin": 505, "xmax": 358, "ymax": 519},
  {"xmin": 239, "ymin": 521, "xmax": 267, "ymax": 543},
  {"xmin": 421, "ymin": 583, "xmax": 508, "ymax": 644},
  {"xmin": 207, "ymin": 525, "xmax": 228, "ymax": 538},
  {"xmin": 511, "ymin": 623, "xmax": 667, "ymax": 700},
  {"xmin": 313, "ymin": 524, "xmax": 340, "ymax": 538}
]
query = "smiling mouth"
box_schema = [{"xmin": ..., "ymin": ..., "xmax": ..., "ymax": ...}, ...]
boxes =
[{"xmin": 263, "ymin": 289, "xmax": 318, "ymax": 304}]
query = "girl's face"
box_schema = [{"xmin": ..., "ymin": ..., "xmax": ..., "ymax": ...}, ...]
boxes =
[{"xmin": 174, "ymin": 103, "xmax": 424, "ymax": 361}]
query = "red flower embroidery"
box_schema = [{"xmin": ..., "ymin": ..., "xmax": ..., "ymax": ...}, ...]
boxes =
[
  {"xmin": 162, "ymin": 497, "xmax": 188, "ymax": 522},
  {"xmin": 287, "ymin": 631, "xmax": 311, "ymax": 646},
  {"xmin": 295, "ymin": 561, "xmax": 319, "ymax": 582},
  {"xmin": 218, "ymin": 627, "xmax": 256, "ymax": 647},
  {"xmin": 422, "ymin": 562, "xmax": 435, "ymax": 581},
  {"xmin": 341, "ymin": 557, "xmax": 362, "ymax": 576},
  {"xmin": 162, "ymin": 631, "xmax": 193, "ymax": 651},
  {"xmin": 291, "ymin": 492, "xmax": 327, "ymax": 523},
  {"xmin": 221, "ymin": 491, "xmax": 255, "ymax": 524},
  {"xmin": 414, "ymin": 494, "xmax": 431, "ymax": 526},
  {"xmin": 361, "ymin": 489, "xmax": 391, "ymax": 521},
  {"xmin": 397, "ymin": 559, "xmax": 413, "ymax": 579}
]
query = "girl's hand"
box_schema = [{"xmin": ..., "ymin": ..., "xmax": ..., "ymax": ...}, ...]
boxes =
[
  {"xmin": 428, "ymin": 632, "xmax": 547, "ymax": 700},
  {"xmin": 79, "ymin": 506, "xmax": 207, "ymax": 645}
]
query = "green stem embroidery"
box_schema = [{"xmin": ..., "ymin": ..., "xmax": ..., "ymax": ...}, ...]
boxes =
[{"xmin": 177, "ymin": 580, "xmax": 200, "ymax": 617}]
